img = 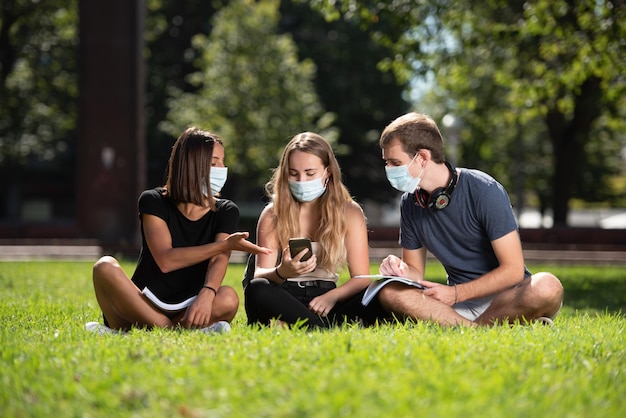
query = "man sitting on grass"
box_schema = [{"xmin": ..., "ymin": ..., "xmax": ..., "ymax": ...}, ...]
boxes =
[{"xmin": 376, "ymin": 112, "xmax": 563, "ymax": 327}]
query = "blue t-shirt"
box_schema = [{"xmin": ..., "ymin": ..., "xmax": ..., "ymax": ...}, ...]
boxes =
[
  {"xmin": 399, "ymin": 168, "xmax": 530, "ymax": 284},
  {"xmin": 131, "ymin": 188, "xmax": 239, "ymax": 303}
]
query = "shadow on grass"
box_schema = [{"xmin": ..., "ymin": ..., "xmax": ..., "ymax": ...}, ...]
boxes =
[{"xmin": 563, "ymin": 276, "xmax": 626, "ymax": 314}]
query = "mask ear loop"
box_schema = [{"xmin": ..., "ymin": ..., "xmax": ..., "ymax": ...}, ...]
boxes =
[
  {"xmin": 408, "ymin": 152, "xmax": 425, "ymax": 179},
  {"xmin": 413, "ymin": 155, "xmax": 426, "ymax": 190},
  {"xmin": 322, "ymin": 168, "xmax": 330, "ymax": 187},
  {"xmin": 415, "ymin": 165, "xmax": 425, "ymax": 182}
]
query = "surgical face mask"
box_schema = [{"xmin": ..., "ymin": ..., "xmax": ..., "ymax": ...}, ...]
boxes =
[
  {"xmin": 210, "ymin": 166, "xmax": 228, "ymax": 195},
  {"xmin": 384, "ymin": 156, "xmax": 423, "ymax": 193},
  {"xmin": 201, "ymin": 166, "xmax": 228, "ymax": 197},
  {"xmin": 288, "ymin": 171, "xmax": 327, "ymax": 202}
]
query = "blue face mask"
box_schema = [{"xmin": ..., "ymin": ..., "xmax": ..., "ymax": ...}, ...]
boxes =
[
  {"xmin": 210, "ymin": 166, "xmax": 228, "ymax": 195},
  {"xmin": 384, "ymin": 156, "xmax": 423, "ymax": 193},
  {"xmin": 201, "ymin": 166, "xmax": 228, "ymax": 197},
  {"xmin": 289, "ymin": 170, "xmax": 328, "ymax": 202}
]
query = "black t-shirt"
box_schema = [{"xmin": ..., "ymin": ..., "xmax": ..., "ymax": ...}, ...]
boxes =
[{"xmin": 131, "ymin": 188, "xmax": 239, "ymax": 303}]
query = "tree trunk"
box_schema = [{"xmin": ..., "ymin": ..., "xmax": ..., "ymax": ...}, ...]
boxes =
[{"xmin": 546, "ymin": 77, "xmax": 602, "ymax": 227}]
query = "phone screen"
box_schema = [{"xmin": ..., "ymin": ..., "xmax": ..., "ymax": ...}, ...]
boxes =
[{"xmin": 289, "ymin": 238, "xmax": 312, "ymax": 261}]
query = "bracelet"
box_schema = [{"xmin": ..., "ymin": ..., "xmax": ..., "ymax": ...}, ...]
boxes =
[
  {"xmin": 203, "ymin": 285, "xmax": 217, "ymax": 295},
  {"xmin": 275, "ymin": 267, "xmax": 286, "ymax": 281},
  {"xmin": 454, "ymin": 284, "xmax": 458, "ymax": 304}
]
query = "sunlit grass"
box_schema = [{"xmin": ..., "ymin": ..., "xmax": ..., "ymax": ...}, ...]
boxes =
[{"xmin": 0, "ymin": 261, "xmax": 624, "ymax": 417}]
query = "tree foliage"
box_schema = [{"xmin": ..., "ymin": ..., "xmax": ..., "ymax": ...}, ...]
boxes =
[
  {"xmin": 434, "ymin": 0, "xmax": 626, "ymax": 224},
  {"xmin": 279, "ymin": 1, "xmax": 411, "ymax": 203},
  {"xmin": 308, "ymin": 0, "xmax": 626, "ymax": 225},
  {"xmin": 5, "ymin": 0, "xmax": 622, "ymax": 231},
  {"xmin": 147, "ymin": 0, "xmax": 411, "ymax": 205},
  {"xmin": 0, "ymin": 0, "xmax": 78, "ymax": 166},
  {"xmin": 144, "ymin": 0, "xmax": 223, "ymax": 187},
  {"xmin": 161, "ymin": 0, "xmax": 334, "ymax": 201},
  {"xmin": 0, "ymin": 0, "xmax": 79, "ymax": 219}
]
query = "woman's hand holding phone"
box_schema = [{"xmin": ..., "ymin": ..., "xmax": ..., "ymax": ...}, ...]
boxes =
[
  {"xmin": 279, "ymin": 238, "xmax": 316, "ymax": 278},
  {"xmin": 288, "ymin": 238, "xmax": 313, "ymax": 261}
]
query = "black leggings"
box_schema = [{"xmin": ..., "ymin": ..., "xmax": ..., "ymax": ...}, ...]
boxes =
[{"xmin": 244, "ymin": 279, "xmax": 390, "ymax": 329}]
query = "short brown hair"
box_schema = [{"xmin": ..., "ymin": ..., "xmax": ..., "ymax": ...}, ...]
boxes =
[
  {"xmin": 164, "ymin": 127, "xmax": 223, "ymax": 210},
  {"xmin": 379, "ymin": 113, "xmax": 445, "ymax": 163}
]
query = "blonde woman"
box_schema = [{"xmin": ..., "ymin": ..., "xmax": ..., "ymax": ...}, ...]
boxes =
[{"xmin": 244, "ymin": 132, "xmax": 388, "ymax": 328}]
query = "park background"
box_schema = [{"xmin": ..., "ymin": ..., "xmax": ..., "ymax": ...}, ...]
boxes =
[
  {"xmin": 1, "ymin": 1, "xmax": 625, "ymax": 256},
  {"xmin": 1, "ymin": 2, "xmax": 625, "ymax": 417}
]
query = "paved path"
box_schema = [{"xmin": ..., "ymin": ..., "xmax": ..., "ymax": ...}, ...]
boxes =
[
  {"xmin": 0, "ymin": 245, "xmax": 102, "ymax": 261},
  {"xmin": 2, "ymin": 245, "xmax": 622, "ymax": 266},
  {"xmin": 367, "ymin": 247, "xmax": 626, "ymax": 267}
]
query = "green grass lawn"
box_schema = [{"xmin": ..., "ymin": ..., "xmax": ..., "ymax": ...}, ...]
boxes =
[{"xmin": 1, "ymin": 260, "xmax": 624, "ymax": 417}]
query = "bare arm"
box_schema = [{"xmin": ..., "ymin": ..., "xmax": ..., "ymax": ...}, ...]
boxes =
[
  {"xmin": 330, "ymin": 201, "xmax": 371, "ymax": 300},
  {"xmin": 143, "ymin": 214, "xmax": 269, "ymax": 273},
  {"xmin": 453, "ymin": 230, "xmax": 526, "ymax": 302},
  {"xmin": 420, "ymin": 230, "xmax": 526, "ymax": 305},
  {"xmin": 181, "ymin": 232, "xmax": 231, "ymax": 328},
  {"xmin": 308, "ymin": 201, "xmax": 371, "ymax": 316},
  {"xmin": 379, "ymin": 246, "xmax": 428, "ymax": 282},
  {"xmin": 254, "ymin": 206, "xmax": 286, "ymax": 283},
  {"xmin": 254, "ymin": 205, "xmax": 320, "ymax": 283}
]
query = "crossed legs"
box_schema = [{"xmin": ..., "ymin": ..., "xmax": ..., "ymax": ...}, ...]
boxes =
[
  {"xmin": 378, "ymin": 272, "xmax": 563, "ymax": 327},
  {"xmin": 475, "ymin": 272, "xmax": 563, "ymax": 325},
  {"xmin": 91, "ymin": 256, "xmax": 238, "ymax": 331},
  {"xmin": 378, "ymin": 283, "xmax": 475, "ymax": 326}
]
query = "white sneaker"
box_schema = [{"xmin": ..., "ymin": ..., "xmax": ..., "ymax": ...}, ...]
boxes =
[
  {"xmin": 85, "ymin": 321, "xmax": 118, "ymax": 335},
  {"xmin": 201, "ymin": 321, "xmax": 231, "ymax": 334},
  {"xmin": 533, "ymin": 317, "xmax": 554, "ymax": 326}
]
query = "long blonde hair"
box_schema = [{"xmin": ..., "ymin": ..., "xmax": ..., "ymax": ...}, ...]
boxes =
[{"xmin": 265, "ymin": 132, "xmax": 353, "ymax": 271}]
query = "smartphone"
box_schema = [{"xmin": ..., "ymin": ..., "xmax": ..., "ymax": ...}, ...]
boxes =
[{"xmin": 289, "ymin": 238, "xmax": 313, "ymax": 261}]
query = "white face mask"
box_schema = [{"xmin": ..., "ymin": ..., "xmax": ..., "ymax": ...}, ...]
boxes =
[
  {"xmin": 201, "ymin": 166, "xmax": 228, "ymax": 197},
  {"xmin": 384, "ymin": 155, "xmax": 424, "ymax": 193},
  {"xmin": 210, "ymin": 166, "xmax": 228, "ymax": 195},
  {"xmin": 288, "ymin": 170, "xmax": 328, "ymax": 202}
]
